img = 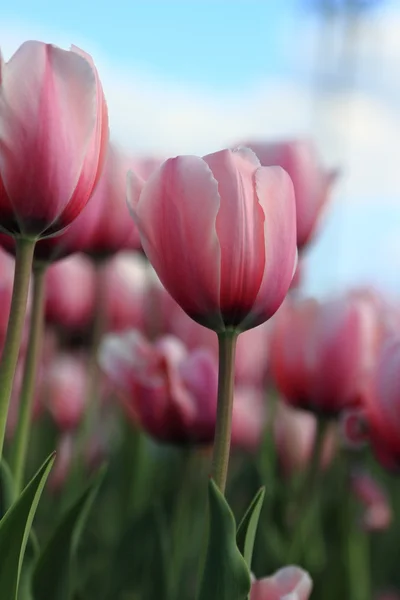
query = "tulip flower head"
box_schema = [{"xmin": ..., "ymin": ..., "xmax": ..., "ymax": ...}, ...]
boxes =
[
  {"xmin": 128, "ymin": 148, "xmax": 297, "ymax": 334},
  {"xmin": 270, "ymin": 295, "xmax": 379, "ymax": 417},
  {"xmin": 359, "ymin": 336, "xmax": 400, "ymax": 471},
  {"xmin": 0, "ymin": 41, "xmax": 108, "ymax": 239}
]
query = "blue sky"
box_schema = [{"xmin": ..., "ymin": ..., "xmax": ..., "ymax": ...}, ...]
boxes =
[
  {"xmin": 2, "ymin": 0, "xmax": 400, "ymax": 297},
  {"xmin": 2, "ymin": 1, "xmax": 301, "ymax": 86}
]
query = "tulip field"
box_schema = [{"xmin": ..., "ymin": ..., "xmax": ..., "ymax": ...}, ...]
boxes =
[{"xmin": 1, "ymin": 10, "xmax": 400, "ymax": 600}]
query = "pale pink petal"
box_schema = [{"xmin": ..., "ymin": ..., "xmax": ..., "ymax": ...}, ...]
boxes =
[
  {"xmin": 128, "ymin": 156, "xmax": 223, "ymax": 330},
  {"xmin": 0, "ymin": 41, "xmax": 97, "ymax": 234},
  {"xmin": 47, "ymin": 45, "xmax": 109, "ymax": 233},
  {"xmin": 242, "ymin": 166, "xmax": 297, "ymax": 330},
  {"xmin": 204, "ymin": 148, "xmax": 265, "ymax": 325},
  {"xmin": 251, "ymin": 566, "xmax": 313, "ymax": 600}
]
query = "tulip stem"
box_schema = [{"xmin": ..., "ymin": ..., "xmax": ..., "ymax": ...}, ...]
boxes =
[
  {"xmin": 10, "ymin": 262, "xmax": 47, "ymax": 494},
  {"xmin": 0, "ymin": 237, "xmax": 36, "ymax": 461},
  {"xmin": 211, "ymin": 331, "xmax": 238, "ymax": 494},
  {"xmin": 288, "ymin": 417, "xmax": 328, "ymax": 561}
]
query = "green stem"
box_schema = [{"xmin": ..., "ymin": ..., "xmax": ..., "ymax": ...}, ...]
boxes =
[
  {"xmin": 10, "ymin": 263, "xmax": 46, "ymax": 494},
  {"xmin": 211, "ymin": 332, "xmax": 238, "ymax": 494},
  {"xmin": 342, "ymin": 456, "xmax": 371, "ymax": 600},
  {"xmin": 0, "ymin": 237, "xmax": 36, "ymax": 460},
  {"xmin": 73, "ymin": 259, "xmax": 107, "ymax": 477},
  {"xmin": 287, "ymin": 417, "xmax": 329, "ymax": 562}
]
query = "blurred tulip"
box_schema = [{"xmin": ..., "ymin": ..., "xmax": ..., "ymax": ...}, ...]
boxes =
[
  {"xmin": 231, "ymin": 387, "xmax": 266, "ymax": 451},
  {"xmin": 83, "ymin": 143, "xmax": 143, "ymax": 257},
  {"xmin": 350, "ymin": 470, "xmax": 392, "ymax": 531},
  {"xmin": 359, "ymin": 336, "xmax": 400, "ymax": 471},
  {"xmin": 45, "ymin": 255, "xmax": 96, "ymax": 332},
  {"xmin": 128, "ymin": 147, "xmax": 297, "ymax": 333},
  {"xmin": 235, "ymin": 322, "xmax": 270, "ymax": 388},
  {"xmin": 103, "ymin": 251, "xmax": 148, "ymax": 333},
  {"xmin": 0, "ymin": 42, "xmax": 108, "ymax": 238},
  {"xmin": 45, "ymin": 352, "xmax": 87, "ymax": 431},
  {"xmin": 99, "ymin": 331, "xmax": 218, "ymax": 444},
  {"xmin": 242, "ymin": 139, "xmax": 337, "ymax": 250},
  {"xmin": 251, "ymin": 566, "xmax": 313, "ymax": 600},
  {"xmin": 270, "ymin": 295, "xmax": 379, "ymax": 416},
  {"xmin": 274, "ymin": 401, "xmax": 336, "ymax": 477}
]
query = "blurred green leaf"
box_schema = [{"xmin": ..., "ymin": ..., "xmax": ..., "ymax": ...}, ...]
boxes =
[
  {"xmin": 32, "ymin": 464, "xmax": 106, "ymax": 600},
  {"xmin": 236, "ymin": 487, "xmax": 265, "ymax": 569},
  {"xmin": 106, "ymin": 501, "xmax": 168, "ymax": 600},
  {"xmin": 0, "ymin": 452, "xmax": 55, "ymax": 600},
  {"xmin": 0, "ymin": 458, "xmax": 16, "ymax": 517},
  {"xmin": 197, "ymin": 479, "xmax": 251, "ymax": 600}
]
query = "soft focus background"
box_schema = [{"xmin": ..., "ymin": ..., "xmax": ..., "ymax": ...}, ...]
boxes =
[{"xmin": 2, "ymin": 0, "xmax": 400, "ymax": 296}]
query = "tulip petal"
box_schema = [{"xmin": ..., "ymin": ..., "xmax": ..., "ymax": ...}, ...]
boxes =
[
  {"xmin": 48, "ymin": 45, "xmax": 109, "ymax": 235},
  {"xmin": 251, "ymin": 566, "xmax": 312, "ymax": 600},
  {"xmin": 0, "ymin": 41, "xmax": 97, "ymax": 234},
  {"xmin": 204, "ymin": 148, "xmax": 265, "ymax": 326},
  {"xmin": 128, "ymin": 156, "xmax": 223, "ymax": 330},
  {"xmin": 241, "ymin": 166, "xmax": 297, "ymax": 330}
]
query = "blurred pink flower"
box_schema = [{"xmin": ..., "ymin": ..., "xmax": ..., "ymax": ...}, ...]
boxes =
[
  {"xmin": 99, "ymin": 330, "xmax": 218, "ymax": 444},
  {"xmin": 270, "ymin": 295, "xmax": 379, "ymax": 417},
  {"xmin": 274, "ymin": 401, "xmax": 336, "ymax": 477},
  {"xmin": 46, "ymin": 352, "xmax": 87, "ymax": 431},
  {"xmin": 103, "ymin": 251, "xmax": 149, "ymax": 333},
  {"xmin": 251, "ymin": 566, "xmax": 313, "ymax": 600},
  {"xmin": 232, "ymin": 386, "xmax": 266, "ymax": 451},
  {"xmin": 100, "ymin": 330, "xmax": 266, "ymax": 448},
  {"xmin": 83, "ymin": 142, "xmax": 143, "ymax": 257},
  {"xmin": 128, "ymin": 147, "xmax": 297, "ymax": 333},
  {"xmin": 242, "ymin": 139, "xmax": 337, "ymax": 250},
  {"xmin": 358, "ymin": 336, "xmax": 400, "ymax": 471},
  {"xmin": 350, "ymin": 470, "xmax": 392, "ymax": 531},
  {"xmin": 45, "ymin": 254, "xmax": 96, "ymax": 332}
]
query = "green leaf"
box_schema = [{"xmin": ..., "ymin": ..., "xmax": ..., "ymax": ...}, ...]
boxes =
[
  {"xmin": 0, "ymin": 452, "xmax": 55, "ymax": 600},
  {"xmin": 0, "ymin": 458, "xmax": 16, "ymax": 517},
  {"xmin": 106, "ymin": 502, "xmax": 168, "ymax": 600},
  {"xmin": 32, "ymin": 464, "xmax": 107, "ymax": 600},
  {"xmin": 197, "ymin": 479, "xmax": 251, "ymax": 600},
  {"xmin": 236, "ymin": 487, "xmax": 265, "ymax": 569}
]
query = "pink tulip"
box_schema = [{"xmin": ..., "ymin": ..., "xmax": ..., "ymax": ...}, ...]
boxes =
[
  {"xmin": 270, "ymin": 295, "xmax": 379, "ymax": 416},
  {"xmin": 243, "ymin": 139, "xmax": 337, "ymax": 250},
  {"xmin": 45, "ymin": 352, "xmax": 87, "ymax": 431},
  {"xmin": 274, "ymin": 401, "xmax": 336, "ymax": 477},
  {"xmin": 0, "ymin": 41, "xmax": 108, "ymax": 238},
  {"xmin": 128, "ymin": 148, "xmax": 297, "ymax": 333},
  {"xmin": 83, "ymin": 143, "xmax": 143, "ymax": 257},
  {"xmin": 235, "ymin": 323, "xmax": 270, "ymax": 388},
  {"xmin": 231, "ymin": 387, "xmax": 266, "ymax": 451},
  {"xmin": 251, "ymin": 566, "xmax": 313, "ymax": 600},
  {"xmin": 99, "ymin": 330, "xmax": 218, "ymax": 444},
  {"xmin": 360, "ymin": 336, "xmax": 400, "ymax": 471},
  {"xmin": 103, "ymin": 252, "xmax": 149, "ymax": 333},
  {"xmin": 350, "ymin": 470, "xmax": 392, "ymax": 531},
  {"xmin": 45, "ymin": 255, "xmax": 96, "ymax": 331}
]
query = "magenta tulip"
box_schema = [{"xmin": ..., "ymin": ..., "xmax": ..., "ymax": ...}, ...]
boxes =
[{"xmin": 128, "ymin": 148, "xmax": 297, "ymax": 333}]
